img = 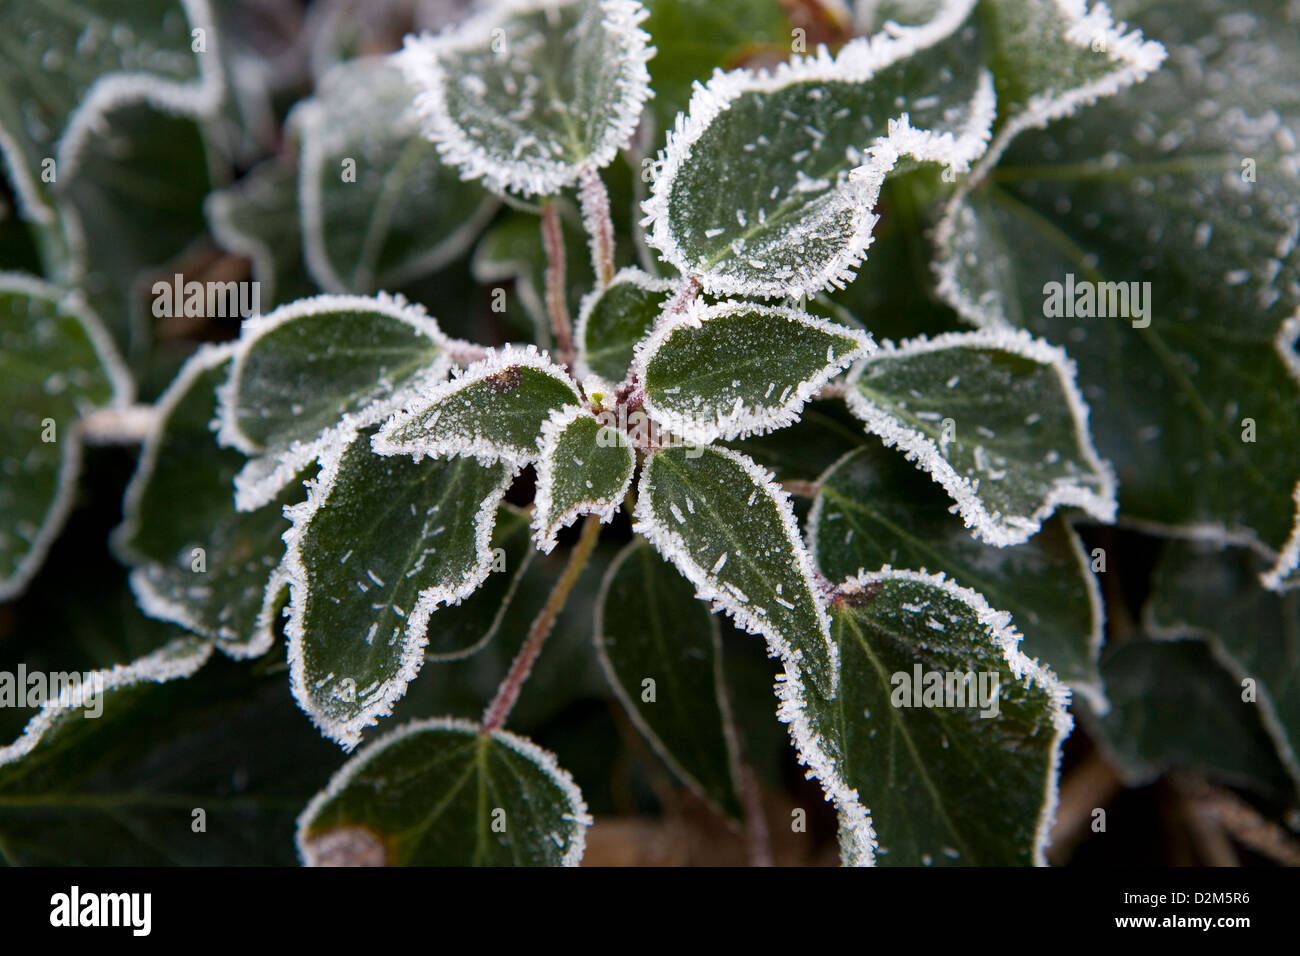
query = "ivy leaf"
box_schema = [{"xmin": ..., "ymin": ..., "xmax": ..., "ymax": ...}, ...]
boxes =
[
  {"xmin": 113, "ymin": 344, "xmax": 291, "ymax": 659},
  {"xmin": 634, "ymin": 445, "xmax": 838, "ymax": 696},
  {"xmin": 576, "ymin": 266, "xmax": 676, "ymax": 383},
  {"xmin": 637, "ymin": 299, "xmax": 872, "ymax": 443},
  {"xmin": 283, "ymin": 430, "xmax": 511, "ymax": 750},
  {"xmin": 1091, "ymin": 637, "xmax": 1296, "ymax": 801},
  {"xmin": 810, "ymin": 445, "xmax": 1104, "ymax": 703},
  {"xmin": 643, "ymin": 0, "xmax": 994, "ymax": 298},
  {"xmin": 533, "ymin": 406, "xmax": 635, "ymax": 552},
  {"xmin": 933, "ymin": 0, "xmax": 1300, "ymax": 568},
  {"xmin": 1144, "ymin": 539, "xmax": 1300, "ymax": 793},
  {"xmin": 1265, "ymin": 480, "xmax": 1300, "ymax": 593},
  {"xmin": 724, "ymin": 400, "xmax": 866, "ymax": 483},
  {"xmin": 297, "ymin": 717, "xmax": 592, "ymax": 865},
  {"xmin": 780, "ymin": 569, "xmax": 1073, "ymax": 866},
  {"xmin": 0, "ymin": 0, "xmax": 221, "ymax": 224},
  {"xmin": 290, "ymin": 56, "xmax": 497, "ymax": 294},
  {"xmin": 976, "ymin": 0, "xmax": 1165, "ymax": 146},
  {"xmin": 373, "ymin": 345, "xmax": 580, "ymax": 469},
  {"xmin": 396, "ymin": 0, "xmax": 654, "ymax": 198},
  {"xmin": 217, "ymin": 293, "xmax": 457, "ymax": 511},
  {"xmin": 843, "ymin": 329, "xmax": 1117, "ymax": 546},
  {"xmin": 205, "ymin": 157, "xmax": 318, "ymax": 309},
  {"xmin": 595, "ymin": 539, "xmax": 743, "ymax": 819},
  {"xmin": 0, "ymin": 274, "xmax": 131, "ymax": 601},
  {"xmin": 0, "ymin": 641, "xmax": 348, "ymax": 865},
  {"xmin": 424, "ymin": 506, "xmax": 538, "ymax": 661}
]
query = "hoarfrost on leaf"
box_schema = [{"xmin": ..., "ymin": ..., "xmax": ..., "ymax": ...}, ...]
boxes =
[{"xmin": 532, "ymin": 405, "xmax": 635, "ymax": 553}]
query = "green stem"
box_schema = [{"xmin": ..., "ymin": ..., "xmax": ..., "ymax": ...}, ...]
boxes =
[
  {"xmin": 540, "ymin": 200, "xmax": 575, "ymax": 368},
  {"xmin": 480, "ymin": 515, "xmax": 602, "ymax": 733}
]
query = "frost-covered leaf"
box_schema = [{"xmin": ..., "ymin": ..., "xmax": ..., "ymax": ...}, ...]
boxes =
[
  {"xmin": 978, "ymin": 0, "xmax": 1165, "ymax": 150},
  {"xmin": 59, "ymin": 105, "xmax": 216, "ymax": 355},
  {"xmin": 933, "ymin": 0, "xmax": 1300, "ymax": 559},
  {"xmin": 642, "ymin": 0, "xmax": 791, "ymax": 134},
  {"xmin": 724, "ymin": 400, "xmax": 866, "ymax": 483},
  {"xmin": 1264, "ymin": 480, "xmax": 1300, "ymax": 593},
  {"xmin": 113, "ymin": 344, "xmax": 291, "ymax": 659},
  {"xmin": 634, "ymin": 445, "xmax": 838, "ymax": 695},
  {"xmin": 843, "ymin": 329, "xmax": 1117, "ymax": 546},
  {"xmin": 284, "ymin": 431, "xmax": 511, "ymax": 750},
  {"xmin": 533, "ymin": 406, "xmax": 635, "ymax": 552},
  {"xmin": 0, "ymin": 274, "xmax": 130, "ymax": 601},
  {"xmin": 297, "ymin": 716, "xmax": 591, "ymax": 865},
  {"xmin": 779, "ymin": 569, "xmax": 1072, "ymax": 865},
  {"xmin": 575, "ymin": 266, "xmax": 675, "ymax": 383},
  {"xmin": 425, "ymin": 506, "xmax": 538, "ymax": 661},
  {"xmin": 643, "ymin": 0, "xmax": 995, "ymax": 298},
  {"xmin": 1145, "ymin": 539, "xmax": 1300, "ymax": 793},
  {"xmin": 205, "ymin": 157, "xmax": 318, "ymax": 308},
  {"xmin": 373, "ymin": 345, "xmax": 580, "ymax": 468},
  {"xmin": 1091, "ymin": 637, "xmax": 1296, "ymax": 801},
  {"xmin": 596, "ymin": 539, "xmax": 743, "ymax": 819},
  {"xmin": 0, "ymin": 640, "xmax": 348, "ymax": 865},
  {"xmin": 396, "ymin": 0, "xmax": 654, "ymax": 197},
  {"xmin": 0, "ymin": 0, "xmax": 222, "ymax": 223},
  {"xmin": 810, "ymin": 445, "xmax": 1103, "ymax": 702},
  {"xmin": 637, "ymin": 298, "xmax": 873, "ymax": 443},
  {"xmin": 290, "ymin": 56, "xmax": 497, "ymax": 294},
  {"xmin": 217, "ymin": 293, "xmax": 457, "ymax": 510}
]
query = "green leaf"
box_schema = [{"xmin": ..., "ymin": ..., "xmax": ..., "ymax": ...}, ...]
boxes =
[
  {"xmin": 642, "ymin": 0, "xmax": 791, "ymax": 135},
  {"xmin": 723, "ymin": 400, "xmax": 866, "ymax": 483},
  {"xmin": 290, "ymin": 56, "xmax": 497, "ymax": 294},
  {"xmin": 113, "ymin": 344, "xmax": 291, "ymax": 659},
  {"xmin": 1264, "ymin": 480, "xmax": 1300, "ymax": 592},
  {"xmin": 533, "ymin": 406, "xmax": 635, "ymax": 552},
  {"xmin": 297, "ymin": 717, "xmax": 592, "ymax": 865},
  {"xmin": 934, "ymin": 0, "xmax": 1300, "ymax": 561},
  {"xmin": 0, "ymin": 642, "xmax": 348, "ymax": 865},
  {"xmin": 637, "ymin": 299, "xmax": 872, "ymax": 443},
  {"xmin": 843, "ymin": 329, "xmax": 1117, "ymax": 546},
  {"xmin": 0, "ymin": 0, "xmax": 221, "ymax": 223},
  {"xmin": 424, "ymin": 506, "xmax": 538, "ymax": 661},
  {"xmin": 205, "ymin": 157, "xmax": 318, "ymax": 309},
  {"xmin": 1091, "ymin": 637, "xmax": 1296, "ymax": 801},
  {"xmin": 643, "ymin": 0, "xmax": 994, "ymax": 298},
  {"xmin": 634, "ymin": 445, "xmax": 838, "ymax": 696},
  {"xmin": 595, "ymin": 539, "xmax": 743, "ymax": 819},
  {"xmin": 976, "ymin": 0, "xmax": 1165, "ymax": 140},
  {"xmin": 217, "ymin": 293, "xmax": 457, "ymax": 510},
  {"xmin": 780, "ymin": 569, "xmax": 1073, "ymax": 865},
  {"xmin": 373, "ymin": 345, "xmax": 580, "ymax": 468},
  {"xmin": 576, "ymin": 266, "xmax": 675, "ymax": 383},
  {"xmin": 284, "ymin": 430, "xmax": 511, "ymax": 750},
  {"xmin": 0, "ymin": 274, "xmax": 130, "ymax": 601},
  {"xmin": 396, "ymin": 0, "xmax": 654, "ymax": 197},
  {"xmin": 1145, "ymin": 539, "xmax": 1300, "ymax": 793},
  {"xmin": 810, "ymin": 445, "xmax": 1104, "ymax": 701}
]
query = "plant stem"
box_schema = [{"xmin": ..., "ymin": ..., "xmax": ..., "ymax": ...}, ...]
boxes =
[
  {"xmin": 480, "ymin": 514, "xmax": 603, "ymax": 733},
  {"xmin": 78, "ymin": 404, "xmax": 159, "ymax": 444},
  {"xmin": 540, "ymin": 200, "xmax": 575, "ymax": 368},
  {"xmin": 578, "ymin": 165, "xmax": 617, "ymax": 290}
]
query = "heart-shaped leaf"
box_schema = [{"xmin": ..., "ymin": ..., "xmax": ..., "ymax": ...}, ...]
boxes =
[
  {"xmin": 0, "ymin": 274, "xmax": 131, "ymax": 601},
  {"xmin": 779, "ymin": 569, "xmax": 1073, "ymax": 865},
  {"xmin": 810, "ymin": 444, "xmax": 1104, "ymax": 703},
  {"xmin": 642, "ymin": 0, "xmax": 995, "ymax": 298},
  {"xmin": 634, "ymin": 445, "xmax": 838, "ymax": 696},
  {"xmin": 290, "ymin": 56, "xmax": 497, "ymax": 294},
  {"xmin": 396, "ymin": 0, "xmax": 654, "ymax": 197},
  {"xmin": 637, "ymin": 298, "xmax": 872, "ymax": 443},
  {"xmin": 533, "ymin": 406, "xmax": 635, "ymax": 552},
  {"xmin": 217, "ymin": 293, "xmax": 460, "ymax": 510},
  {"xmin": 297, "ymin": 717, "xmax": 592, "ymax": 865},
  {"xmin": 283, "ymin": 431, "xmax": 511, "ymax": 749},
  {"xmin": 595, "ymin": 539, "xmax": 743, "ymax": 819},
  {"xmin": 114, "ymin": 344, "xmax": 293, "ymax": 659},
  {"xmin": 373, "ymin": 345, "xmax": 580, "ymax": 468},
  {"xmin": 843, "ymin": 329, "xmax": 1117, "ymax": 546}
]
